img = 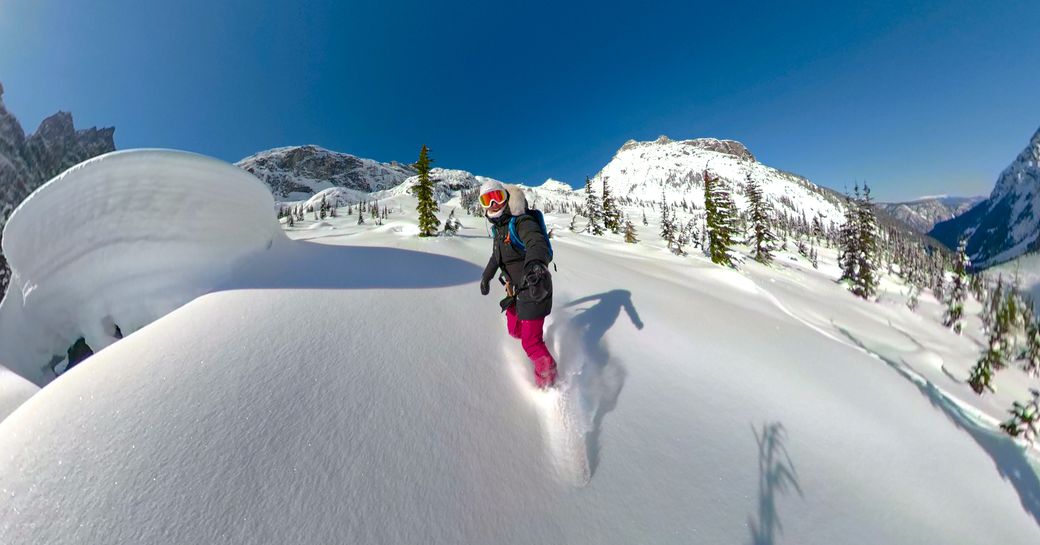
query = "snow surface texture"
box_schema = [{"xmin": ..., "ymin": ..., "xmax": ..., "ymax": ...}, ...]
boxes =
[
  {"xmin": 0, "ymin": 150, "xmax": 286, "ymax": 386},
  {"xmin": 2, "ymin": 150, "xmax": 1040, "ymax": 543}
]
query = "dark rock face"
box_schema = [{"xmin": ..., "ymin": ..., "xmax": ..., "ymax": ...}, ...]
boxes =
[
  {"xmin": 0, "ymin": 81, "xmax": 116, "ymax": 293},
  {"xmin": 930, "ymin": 127, "xmax": 1040, "ymax": 267},
  {"xmin": 237, "ymin": 145, "xmax": 417, "ymax": 197}
]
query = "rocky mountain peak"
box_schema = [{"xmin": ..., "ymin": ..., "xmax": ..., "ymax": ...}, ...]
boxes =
[
  {"xmin": 0, "ymin": 81, "xmax": 116, "ymax": 293},
  {"xmin": 617, "ymin": 136, "xmax": 755, "ymax": 162}
]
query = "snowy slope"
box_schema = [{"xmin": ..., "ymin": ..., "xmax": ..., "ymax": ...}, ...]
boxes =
[
  {"xmin": 1, "ymin": 152, "xmax": 1039, "ymax": 543},
  {"xmin": 0, "ymin": 150, "xmax": 285, "ymax": 386},
  {"xmin": 989, "ymin": 251, "xmax": 1040, "ymax": 307},
  {"xmin": 931, "ymin": 127, "xmax": 1040, "ymax": 267}
]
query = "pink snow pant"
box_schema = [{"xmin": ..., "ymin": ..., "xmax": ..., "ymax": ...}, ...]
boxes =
[{"xmin": 506, "ymin": 306, "xmax": 557, "ymax": 377}]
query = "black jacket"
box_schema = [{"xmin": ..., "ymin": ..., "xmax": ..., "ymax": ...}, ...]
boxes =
[{"xmin": 482, "ymin": 212, "xmax": 553, "ymax": 320}]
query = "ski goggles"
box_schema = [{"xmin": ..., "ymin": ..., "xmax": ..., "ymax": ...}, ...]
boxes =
[{"xmin": 479, "ymin": 189, "xmax": 508, "ymax": 208}]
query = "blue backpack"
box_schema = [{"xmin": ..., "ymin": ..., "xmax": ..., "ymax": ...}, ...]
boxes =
[{"xmin": 506, "ymin": 209, "xmax": 553, "ymax": 262}]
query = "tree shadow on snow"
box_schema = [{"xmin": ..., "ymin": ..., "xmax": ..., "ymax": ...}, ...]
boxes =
[
  {"xmin": 747, "ymin": 422, "xmax": 803, "ymax": 545},
  {"xmin": 552, "ymin": 289, "xmax": 643, "ymax": 476},
  {"xmin": 838, "ymin": 327, "xmax": 1040, "ymax": 529},
  {"xmin": 221, "ymin": 239, "xmax": 481, "ymax": 291}
]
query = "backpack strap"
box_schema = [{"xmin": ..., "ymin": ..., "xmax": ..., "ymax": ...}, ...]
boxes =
[{"xmin": 507, "ymin": 217, "xmax": 526, "ymax": 253}]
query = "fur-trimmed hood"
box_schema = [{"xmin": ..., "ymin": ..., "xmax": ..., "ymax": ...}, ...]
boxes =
[{"xmin": 503, "ymin": 184, "xmax": 528, "ymax": 216}]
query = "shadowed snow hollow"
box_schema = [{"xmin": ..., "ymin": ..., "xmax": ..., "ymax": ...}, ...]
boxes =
[{"xmin": 0, "ymin": 150, "xmax": 285, "ymax": 385}]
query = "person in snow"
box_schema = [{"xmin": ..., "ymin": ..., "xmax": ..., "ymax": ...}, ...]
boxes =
[{"xmin": 478, "ymin": 181, "xmax": 558, "ymax": 388}]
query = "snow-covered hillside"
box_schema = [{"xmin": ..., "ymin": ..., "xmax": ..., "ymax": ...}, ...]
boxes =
[
  {"xmin": 237, "ymin": 145, "xmax": 417, "ymax": 200},
  {"xmin": 879, "ymin": 196, "xmax": 986, "ymax": 233},
  {"xmin": 989, "ymin": 251, "xmax": 1040, "ymax": 307},
  {"xmin": 251, "ymin": 136, "xmax": 850, "ymax": 234},
  {"xmin": 1, "ymin": 151, "xmax": 1039, "ymax": 544},
  {"xmin": 588, "ymin": 135, "xmax": 846, "ymax": 226},
  {"xmin": 931, "ymin": 127, "xmax": 1040, "ymax": 267}
]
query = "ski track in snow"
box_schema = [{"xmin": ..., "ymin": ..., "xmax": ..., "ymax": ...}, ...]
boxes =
[{"xmin": 502, "ymin": 322, "xmax": 591, "ymax": 487}]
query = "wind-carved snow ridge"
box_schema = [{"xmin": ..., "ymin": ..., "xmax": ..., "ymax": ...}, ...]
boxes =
[{"xmin": 0, "ymin": 150, "xmax": 285, "ymax": 385}]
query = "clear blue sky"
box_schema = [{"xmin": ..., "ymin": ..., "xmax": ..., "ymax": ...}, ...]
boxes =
[{"xmin": 2, "ymin": 0, "xmax": 1037, "ymax": 201}]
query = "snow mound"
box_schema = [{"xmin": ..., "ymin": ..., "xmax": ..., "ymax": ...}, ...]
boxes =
[
  {"xmin": 0, "ymin": 365, "xmax": 37, "ymax": 420},
  {"xmin": 0, "ymin": 149, "xmax": 285, "ymax": 385}
]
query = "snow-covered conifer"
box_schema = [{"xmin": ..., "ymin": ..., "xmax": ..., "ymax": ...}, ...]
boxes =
[
  {"xmin": 624, "ymin": 219, "xmax": 638, "ymax": 243},
  {"xmin": 414, "ymin": 145, "xmax": 440, "ymax": 237},
  {"xmin": 704, "ymin": 171, "xmax": 737, "ymax": 267},
  {"xmin": 745, "ymin": 174, "xmax": 775, "ymax": 264},
  {"xmin": 943, "ymin": 239, "xmax": 970, "ymax": 334},
  {"xmin": 583, "ymin": 177, "xmax": 604, "ymax": 235},
  {"xmin": 1001, "ymin": 389, "xmax": 1039, "ymax": 443}
]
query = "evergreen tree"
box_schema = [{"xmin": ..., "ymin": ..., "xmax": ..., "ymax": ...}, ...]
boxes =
[
  {"xmin": 969, "ymin": 288, "xmax": 1015, "ymax": 394},
  {"xmin": 602, "ymin": 179, "xmax": 621, "ymax": 233},
  {"xmin": 624, "ymin": 219, "xmax": 638, "ymax": 243},
  {"xmin": 642, "ymin": 209, "xmax": 649, "ymax": 226},
  {"xmin": 744, "ymin": 174, "xmax": 776, "ymax": 264},
  {"xmin": 838, "ymin": 193, "xmax": 859, "ymax": 286},
  {"xmin": 583, "ymin": 177, "xmax": 604, "ymax": 235},
  {"xmin": 357, "ymin": 205, "xmax": 365, "ymax": 225},
  {"xmin": 943, "ymin": 239, "xmax": 970, "ymax": 334},
  {"xmin": 569, "ymin": 214, "xmax": 578, "ymax": 232},
  {"xmin": 1023, "ymin": 315, "xmax": 1040, "ymax": 377},
  {"xmin": 413, "ymin": 145, "xmax": 440, "ymax": 236},
  {"xmin": 659, "ymin": 192, "xmax": 677, "ymax": 252},
  {"xmin": 1000, "ymin": 389, "xmax": 1039, "ymax": 443},
  {"xmin": 852, "ymin": 183, "xmax": 879, "ymax": 299},
  {"xmin": 703, "ymin": 171, "xmax": 737, "ymax": 267},
  {"xmin": 320, "ymin": 195, "xmax": 328, "ymax": 219}
]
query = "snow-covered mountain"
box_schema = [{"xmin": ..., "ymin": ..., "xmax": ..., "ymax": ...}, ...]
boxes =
[
  {"xmin": 878, "ymin": 196, "xmax": 986, "ymax": 233},
  {"xmin": 236, "ymin": 145, "xmax": 417, "ymax": 200},
  {"xmin": 587, "ymin": 135, "xmax": 846, "ymax": 226},
  {"xmin": 250, "ymin": 136, "xmax": 851, "ymax": 233},
  {"xmin": 1, "ymin": 150, "xmax": 1039, "ymax": 544},
  {"xmin": 375, "ymin": 167, "xmax": 504, "ymax": 203},
  {"xmin": 931, "ymin": 127, "xmax": 1040, "ymax": 267}
]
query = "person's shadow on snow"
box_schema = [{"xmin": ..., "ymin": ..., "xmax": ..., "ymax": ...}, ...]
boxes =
[{"xmin": 554, "ymin": 289, "xmax": 643, "ymax": 476}]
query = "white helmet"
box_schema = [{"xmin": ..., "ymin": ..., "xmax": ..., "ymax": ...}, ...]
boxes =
[{"xmin": 479, "ymin": 180, "xmax": 509, "ymax": 218}]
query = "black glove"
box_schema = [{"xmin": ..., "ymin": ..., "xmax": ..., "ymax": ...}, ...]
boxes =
[
  {"xmin": 480, "ymin": 277, "xmax": 491, "ymax": 296},
  {"xmin": 521, "ymin": 262, "xmax": 551, "ymax": 302}
]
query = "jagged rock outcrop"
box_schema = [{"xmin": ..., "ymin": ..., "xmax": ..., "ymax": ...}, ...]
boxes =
[
  {"xmin": 0, "ymin": 81, "xmax": 116, "ymax": 293},
  {"xmin": 619, "ymin": 135, "xmax": 756, "ymax": 162},
  {"xmin": 237, "ymin": 145, "xmax": 417, "ymax": 198}
]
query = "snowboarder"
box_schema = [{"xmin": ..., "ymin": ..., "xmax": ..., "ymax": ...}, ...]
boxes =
[{"xmin": 478, "ymin": 181, "xmax": 558, "ymax": 388}]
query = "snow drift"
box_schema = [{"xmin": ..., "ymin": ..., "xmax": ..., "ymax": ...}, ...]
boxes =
[{"xmin": 0, "ymin": 150, "xmax": 285, "ymax": 385}]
